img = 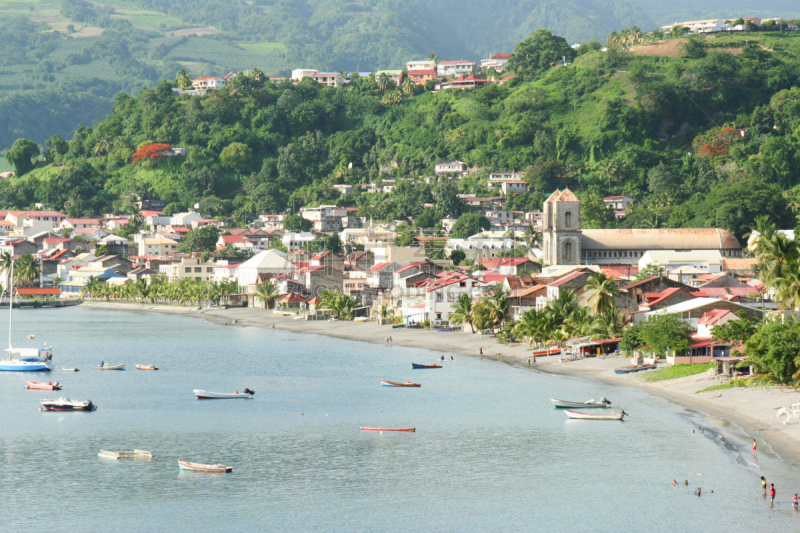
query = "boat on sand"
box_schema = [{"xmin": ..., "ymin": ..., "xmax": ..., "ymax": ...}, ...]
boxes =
[
  {"xmin": 194, "ymin": 389, "xmax": 254, "ymax": 399},
  {"xmin": 26, "ymin": 381, "xmax": 62, "ymax": 390},
  {"xmin": 551, "ymin": 397, "xmax": 610, "ymax": 408},
  {"xmin": 564, "ymin": 410, "xmax": 627, "ymax": 420},
  {"xmin": 614, "ymin": 364, "xmax": 656, "ymax": 374},
  {"xmin": 178, "ymin": 460, "xmax": 232, "ymax": 473},
  {"xmin": 380, "ymin": 380, "xmax": 421, "ymax": 387}
]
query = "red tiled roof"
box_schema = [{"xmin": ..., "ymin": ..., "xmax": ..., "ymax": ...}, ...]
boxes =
[
  {"xmin": 368, "ymin": 261, "xmax": 394, "ymax": 271},
  {"xmin": 621, "ymin": 276, "xmax": 658, "ymax": 290},
  {"xmin": 407, "ymin": 69, "xmax": 437, "ymax": 76},
  {"xmin": 490, "ymin": 53, "xmax": 511, "ymax": 60},
  {"xmin": 220, "ymin": 235, "xmax": 246, "ymax": 244},
  {"xmin": 645, "ymin": 288, "xmax": 694, "ymax": 307},
  {"xmin": 64, "ymin": 218, "xmax": 100, "ymax": 225},
  {"xmin": 698, "ymin": 309, "xmax": 732, "ymax": 326},
  {"xmin": 604, "ymin": 196, "xmax": 626, "ymax": 200},
  {"xmin": 395, "ymin": 261, "xmax": 429, "ymax": 274},
  {"xmin": 277, "ymin": 292, "xmax": 308, "ymax": 304},
  {"xmin": 438, "ymin": 60, "xmax": 475, "ymax": 66},
  {"xmin": 44, "ymin": 238, "xmax": 70, "ymax": 244},
  {"xmin": 693, "ymin": 287, "xmax": 760, "ymax": 298}
]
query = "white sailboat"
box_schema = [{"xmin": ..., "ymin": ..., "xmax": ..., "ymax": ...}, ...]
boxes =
[{"xmin": 0, "ymin": 259, "xmax": 54, "ymax": 372}]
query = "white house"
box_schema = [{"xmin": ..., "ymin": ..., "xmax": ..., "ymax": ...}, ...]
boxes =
[
  {"xmin": 169, "ymin": 212, "xmax": 203, "ymax": 226},
  {"xmin": 603, "ymin": 195, "xmax": 634, "ymax": 210},
  {"xmin": 282, "ymin": 231, "xmax": 316, "ymax": 252},
  {"xmin": 138, "ymin": 237, "xmax": 178, "ymax": 256},
  {"xmin": 639, "ymin": 250, "xmax": 724, "ymax": 278},
  {"xmin": 501, "ymin": 181, "xmax": 527, "ymax": 196},
  {"xmin": 401, "ymin": 272, "xmax": 485, "ymax": 324},
  {"xmin": 437, "ymin": 60, "xmax": 477, "ymax": 77},
  {"xmin": 661, "ymin": 19, "xmax": 730, "ymax": 33},
  {"xmin": 488, "ymin": 171, "xmax": 525, "ymax": 188},
  {"xmin": 301, "ymin": 205, "xmax": 347, "ymax": 232},
  {"xmin": 435, "ymin": 160, "xmax": 467, "ymax": 175},
  {"xmin": 58, "ymin": 218, "xmax": 100, "ymax": 231},
  {"xmin": 406, "ymin": 59, "xmax": 436, "ymax": 72},
  {"xmin": 480, "ymin": 53, "xmax": 511, "ymax": 72},
  {"xmin": 291, "ymin": 69, "xmax": 318, "ymax": 81},
  {"xmin": 191, "ymin": 72, "xmax": 237, "ymax": 90},
  {"xmin": 312, "ymin": 72, "xmax": 346, "ymax": 88},
  {"xmin": 235, "ymin": 249, "xmax": 294, "ymax": 289}
]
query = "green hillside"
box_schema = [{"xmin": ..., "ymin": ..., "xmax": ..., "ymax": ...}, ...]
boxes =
[{"xmin": 4, "ymin": 30, "xmax": 800, "ymax": 242}]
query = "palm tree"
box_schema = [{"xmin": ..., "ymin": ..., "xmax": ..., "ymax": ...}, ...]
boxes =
[
  {"xmin": 250, "ymin": 68, "xmax": 265, "ymax": 82},
  {"xmin": 255, "ymin": 281, "xmax": 280, "ymax": 309},
  {"xmin": 401, "ymin": 77, "xmax": 415, "ymax": 95},
  {"xmin": 583, "ymin": 271, "xmax": 620, "ymax": 316},
  {"xmin": 589, "ymin": 310, "xmax": 627, "ymax": 340},
  {"xmin": 377, "ymin": 72, "xmax": 391, "ymax": 92},
  {"xmin": 0, "ymin": 252, "xmax": 12, "ymax": 294},
  {"xmin": 513, "ymin": 308, "xmax": 544, "ymax": 345},
  {"xmin": 428, "ymin": 53, "xmax": 438, "ymax": 63},
  {"xmin": 523, "ymin": 225, "xmax": 541, "ymax": 253},
  {"xmin": 176, "ymin": 69, "xmax": 192, "ymax": 89},
  {"xmin": 14, "ymin": 254, "xmax": 40, "ymax": 287},
  {"xmin": 475, "ymin": 285, "xmax": 510, "ymax": 330},
  {"xmin": 449, "ymin": 293, "xmax": 474, "ymax": 330}
]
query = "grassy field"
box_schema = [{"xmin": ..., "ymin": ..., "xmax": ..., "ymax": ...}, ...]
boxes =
[
  {"xmin": 643, "ymin": 363, "xmax": 715, "ymax": 382},
  {"xmin": 239, "ymin": 41, "xmax": 287, "ymax": 54}
]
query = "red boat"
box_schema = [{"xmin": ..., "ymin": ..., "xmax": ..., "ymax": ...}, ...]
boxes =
[
  {"xmin": 26, "ymin": 381, "xmax": 61, "ymax": 390},
  {"xmin": 361, "ymin": 427, "xmax": 416, "ymax": 432},
  {"xmin": 411, "ymin": 363, "xmax": 441, "ymax": 369}
]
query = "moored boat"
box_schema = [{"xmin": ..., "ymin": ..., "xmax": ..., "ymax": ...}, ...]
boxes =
[
  {"xmin": 136, "ymin": 364, "xmax": 158, "ymax": 370},
  {"xmin": 564, "ymin": 409, "xmax": 627, "ymax": 420},
  {"xmin": 435, "ymin": 327, "xmax": 460, "ymax": 332},
  {"xmin": 26, "ymin": 380, "xmax": 62, "ymax": 390},
  {"xmin": 380, "ymin": 380, "xmax": 421, "ymax": 387},
  {"xmin": 360, "ymin": 427, "xmax": 415, "ymax": 432},
  {"xmin": 614, "ymin": 363, "xmax": 657, "ymax": 374},
  {"xmin": 62, "ymin": 368, "xmax": 79, "ymax": 372},
  {"xmin": 99, "ymin": 363, "xmax": 126, "ymax": 370},
  {"xmin": 177, "ymin": 460, "xmax": 232, "ymax": 473},
  {"xmin": 99, "ymin": 449, "xmax": 153, "ymax": 460},
  {"xmin": 412, "ymin": 363, "xmax": 441, "ymax": 369},
  {"xmin": 40, "ymin": 398, "xmax": 96, "ymax": 411},
  {"xmin": 194, "ymin": 388, "xmax": 254, "ymax": 399},
  {"xmin": 551, "ymin": 397, "xmax": 611, "ymax": 408}
]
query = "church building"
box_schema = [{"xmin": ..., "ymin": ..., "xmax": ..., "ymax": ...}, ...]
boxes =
[{"xmin": 541, "ymin": 189, "xmax": 742, "ymax": 267}]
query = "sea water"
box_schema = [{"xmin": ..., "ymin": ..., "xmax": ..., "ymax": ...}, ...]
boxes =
[{"xmin": 0, "ymin": 307, "xmax": 797, "ymax": 532}]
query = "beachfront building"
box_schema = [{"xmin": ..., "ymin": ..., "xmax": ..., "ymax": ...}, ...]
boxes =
[
  {"xmin": 400, "ymin": 272, "xmax": 485, "ymax": 324},
  {"xmin": 159, "ymin": 256, "xmax": 218, "ymax": 283},
  {"xmin": 235, "ymin": 249, "xmax": 294, "ymax": 290},
  {"xmin": 541, "ymin": 189, "xmax": 742, "ymax": 267}
]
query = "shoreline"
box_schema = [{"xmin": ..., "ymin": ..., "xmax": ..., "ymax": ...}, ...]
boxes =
[{"xmin": 81, "ymin": 301, "xmax": 800, "ymax": 468}]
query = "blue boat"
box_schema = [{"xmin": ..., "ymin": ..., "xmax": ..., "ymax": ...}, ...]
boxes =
[
  {"xmin": 613, "ymin": 363, "xmax": 656, "ymax": 374},
  {"xmin": 412, "ymin": 363, "xmax": 442, "ymax": 369}
]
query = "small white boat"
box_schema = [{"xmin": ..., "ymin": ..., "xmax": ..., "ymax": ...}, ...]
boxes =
[
  {"xmin": 99, "ymin": 364, "xmax": 126, "ymax": 370},
  {"xmin": 63, "ymin": 368, "xmax": 79, "ymax": 372},
  {"xmin": 551, "ymin": 397, "xmax": 611, "ymax": 409},
  {"xmin": 194, "ymin": 388, "xmax": 254, "ymax": 399},
  {"xmin": 136, "ymin": 364, "xmax": 158, "ymax": 371},
  {"xmin": 564, "ymin": 409, "xmax": 627, "ymax": 420},
  {"xmin": 40, "ymin": 398, "xmax": 96, "ymax": 411},
  {"xmin": 178, "ymin": 460, "xmax": 232, "ymax": 472},
  {"xmin": 99, "ymin": 449, "xmax": 153, "ymax": 460}
]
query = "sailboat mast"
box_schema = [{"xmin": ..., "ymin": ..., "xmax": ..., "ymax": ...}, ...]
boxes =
[{"xmin": 8, "ymin": 258, "xmax": 13, "ymax": 351}]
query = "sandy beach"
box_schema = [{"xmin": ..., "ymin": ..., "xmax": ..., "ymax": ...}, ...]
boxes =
[{"xmin": 82, "ymin": 301, "xmax": 800, "ymax": 467}]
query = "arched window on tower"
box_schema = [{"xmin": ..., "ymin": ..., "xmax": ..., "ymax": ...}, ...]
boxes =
[
  {"xmin": 565, "ymin": 211, "xmax": 572, "ymax": 228},
  {"xmin": 564, "ymin": 241, "xmax": 573, "ymax": 262}
]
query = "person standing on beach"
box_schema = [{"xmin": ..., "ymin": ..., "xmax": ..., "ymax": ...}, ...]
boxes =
[
  {"xmin": 479, "ymin": 347, "xmax": 483, "ymax": 358},
  {"xmin": 752, "ymin": 439, "xmax": 757, "ymax": 454},
  {"xmin": 770, "ymin": 483, "xmax": 776, "ymax": 505},
  {"xmin": 761, "ymin": 476, "xmax": 767, "ymax": 496}
]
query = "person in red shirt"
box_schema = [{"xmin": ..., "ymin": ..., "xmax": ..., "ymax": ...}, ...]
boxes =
[
  {"xmin": 792, "ymin": 493, "xmax": 798, "ymax": 507},
  {"xmin": 770, "ymin": 483, "xmax": 776, "ymax": 505}
]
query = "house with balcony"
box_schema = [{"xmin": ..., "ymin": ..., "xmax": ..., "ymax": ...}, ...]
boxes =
[
  {"xmin": 159, "ymin": 256, "xmax": 218, "ymax": 283},
  {"xmin": 401, "ymin": 272, "xmax": 485, "ymax": 324},
  {"xmin": 192, "ymin": 72, "xmax": 237, "ymax": 90},
  {"xmin": 435, "ymin": 160, "xmax": 467, "ymax": 176},
  {"xmin": 291, "ymin": 69, "xmax": 318, "ymax": 81},
  {"xmin": 407, "ymin": 69, "xmax": 437, "ymax": 85},
  {"xmin": 437, "ymin": 60, "xmax": 476, "ymax": 77},
  {"xmin": 480, "ymin": 53, "xmax": 511, "ymax": 72},
  {"xmin": 501, "ymin": 181, "xmax": 527, "ymax": 196},
  {"xmin": 313, "ymin": 72, "xmax": 346, "ymax": 88},
  {"xmin": 374, "ymin": 70, "xmax": 403, "ymax": 86}
]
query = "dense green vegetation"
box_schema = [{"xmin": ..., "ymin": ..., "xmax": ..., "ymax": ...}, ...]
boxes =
[
  {"xmin": 2, "ymin": 30, "xmax": 800, "ymax": 244},
  {"xmin": 2, "ymin": 0, "xmax": 798, "ymax": 151}
]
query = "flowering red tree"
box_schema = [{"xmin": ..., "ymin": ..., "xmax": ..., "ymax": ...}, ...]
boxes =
[
  {"xmin": 131, "ymin": 143, "xmax": 172, "ymax": 165},
  {"xmin": 692, "ymin": 126, "xmax": 740, "ymax": 158}
]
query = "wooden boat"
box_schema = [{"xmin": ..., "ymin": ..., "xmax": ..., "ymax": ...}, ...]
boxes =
[
  {"xmin": 531, "ymin": 347, "xmax": 561, "ymax": 357},
  {"xmin": 194, "ymin": 388, "xmax": 254, "ymax": 399},
  {"xmin": 99, "ymin": 449, "xmax": 153, "ymax": 460},
  {"xmin": 565, "ymin": 409, "xmax": 627, "ymax": 420},
  {"xmin": 136, "ymin": 364, "xmax": 158, "ymax": 370},
  {"xmin": 40, "ymin": 398, "xmax": 96, "ymax": 411},
  {"xmin": 26, "ymin": 380, "xmax": 62, "ymax": 390},
  {"xmin": 99, "ymin": 363, "xmax": 126, "ymax": 370},
  {"xmin": 614, "ymin": 363, "xmax": 657, "ymax": 374},
  {"xmin": 360, "ymin": 427, "xmax": 415, "ymax": 432},
  {"xmin": 412, "ymin": 363, "xmax": 442, "ymax": 369},
  {"xmin": 177, "ymin": 460, "xmax": 232, "ymax": 473},
  {"xmin": 380, "ymin": 380, "xmax": 421, "ymax": 387},
  {"xmin": 551, "ymin": 397, "xmax": 611, "ymax": 408},
  {"xmin": 436, "ymin": 327, "xmax": 460, "ymax": 332}
]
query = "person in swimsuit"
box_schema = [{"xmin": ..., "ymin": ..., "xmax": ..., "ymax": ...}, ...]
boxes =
[
  {"xmin": 752, "ymin": 439, "xmax": 757, "ymax": 454},
  {"xmin": 761, "ymin": 476, "xmax": 767, "ymax": 496},
  {"xmin": 793, "ymin": 494, "xmax": 798, "ymax": 507},
  {"xmin": 770, "ymin": 483, "xmax": 776, "ymax": 505},
  {"xmin": 672, "ymin": 480, "xmax": 678, "ymax": 485}
]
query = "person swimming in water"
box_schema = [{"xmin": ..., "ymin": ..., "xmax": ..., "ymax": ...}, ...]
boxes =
[
  {"xmin": 695, "ymin": 488, "xmax": 702, "ymax": 496},
  {"xmin": 672, "ymin": 480, "xmax": 678, "ymax": 485},
  {"xmin": 684, "ymin": 480, "xmax": 689, "ymax": 486}
]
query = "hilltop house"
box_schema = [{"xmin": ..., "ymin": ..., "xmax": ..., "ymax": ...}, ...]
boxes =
[
  {"xmin": 480, "ymin": 53, "xmax": 511, "ymax": 72},
  {"xmin": 437, "ymin": 60, "xmax": 476, "ymax": 77},
  {"xmin": 313, "ymin": 72, "xmax": 346, "ymax": 88},
  {"xmin": 192, "ymin": 72, "xmax": 237, "ymax": 90},
  {"xmin": 435, "ymin": 160, "xmax": 467, "ymax": 175},
  {"xmin": 374, "ymin": 70, "xmax": 403, "ymax": 85},
  {"xmin": 407, "ymin": 69, "xmax": 437, "ymax": 85}
]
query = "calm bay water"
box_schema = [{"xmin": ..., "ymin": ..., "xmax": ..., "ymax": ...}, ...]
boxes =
[{"xmin": 0, "ymin": 306, "xmax": 798, "ymax": 532}]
